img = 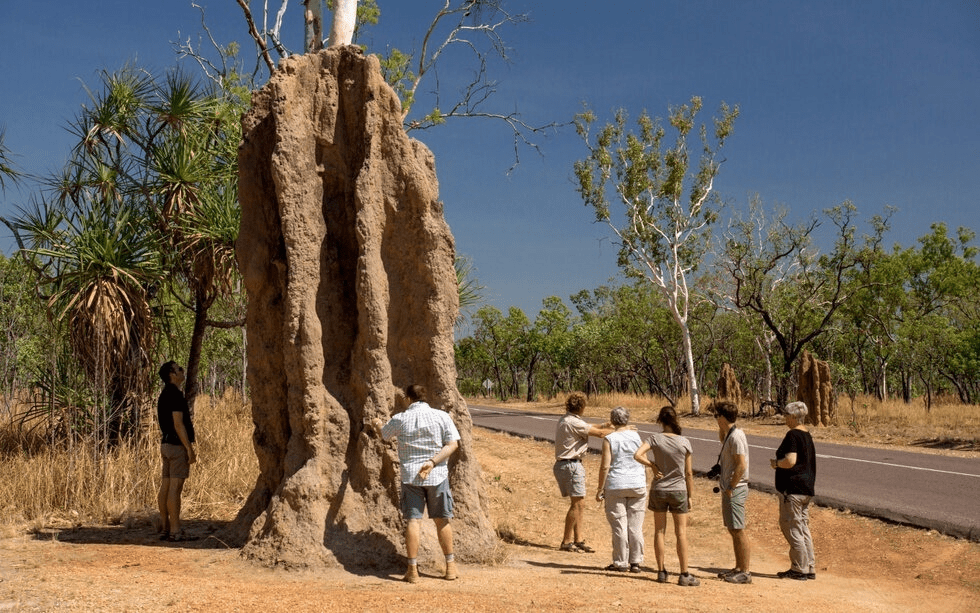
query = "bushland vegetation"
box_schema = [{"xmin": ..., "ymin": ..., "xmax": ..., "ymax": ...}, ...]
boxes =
[{"xmin": 456, "ymin": 219, "xmax": 980, "ymax": 418}]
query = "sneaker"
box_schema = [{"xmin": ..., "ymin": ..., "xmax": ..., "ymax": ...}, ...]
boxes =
[
  {"xmin": 444, "ymin": 560, "xmax": 458, "ymax": 581},
  {"xmin": 716, "ymin": 568, "xmax": 739, "ymax": 579},
  {"xmin": 403, "ymin": 565, "xmax": 419, "ymax": 583},
  {"xmin": 724, "ymin": 571, "xmax": 752, "ymax": 584},
  {"xmin": 656, "ymin": 569, "xmax": 668, "ymax": 583},
  {"xmin": 777, "ymin": 569, "xmax": 808, "ymax": 581},
  {"xmin": 678, "ymin": 573, "xmax": 701, "ymax": 587},
  {"xmin": 574, "ymin": 541, "xmax": 595, "ymax": 553},
  {"xmin": 559, "ymin": 542, "xmax": 581, "ymax": 553},
  {"xmin": 629, "ymin": 564, "xmax": 642, "ymax": 574},
  {"xmin": 604, "ymin": 563, "xmax": 628, "ymax": 572}
]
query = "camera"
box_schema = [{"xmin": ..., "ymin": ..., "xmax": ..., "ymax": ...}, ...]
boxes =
[{"xmin": 707, "ymin": 463, "xmax": 722, "ymax": 494}]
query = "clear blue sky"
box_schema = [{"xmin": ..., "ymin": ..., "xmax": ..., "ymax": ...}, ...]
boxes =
[{"xmin": 2, "ymin": 1, "xmax": 979, "ymax": 320}]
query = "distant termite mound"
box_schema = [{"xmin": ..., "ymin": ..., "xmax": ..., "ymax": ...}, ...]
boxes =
[
  {"xmin": 717, "ymin": 363, "xmax": 743, "ymax": 410},
  {"xmin": 232, "ymin": 46, "xmax": 496, "ymax": 569},
  {"xmin": 798, "ymin": 350, "xmax": 835, "ymax": 426}
]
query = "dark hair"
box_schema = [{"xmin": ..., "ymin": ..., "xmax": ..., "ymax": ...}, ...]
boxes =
[
  {"xmin": 656, "ymin": 405, "xmax": 682, "ymax": 435},
  {"xmin": 565, "ymin": 391, "xmax": 587, "ymax": 414},
  {"xmin": 159, "ymin": 360, "xmax": 178, "ymax": 383},
  {"xmin": 710, "ymin": 400, "xmax": 739, "ymax": 423},
  {"xmin": 406, "ymin": 384, "xmax": 427, "ymax": 402}
]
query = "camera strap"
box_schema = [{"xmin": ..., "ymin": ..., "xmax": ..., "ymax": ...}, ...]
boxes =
[{"xmin": 715, "ymin": 425, "xmax": 738, "ymax": 467}]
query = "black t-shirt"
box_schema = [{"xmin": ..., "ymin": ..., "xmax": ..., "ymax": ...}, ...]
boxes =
[
  {"xmin": 775, "ymin": 428, "xmax": 815, "ymax": 495},
  {"xmin": 157, "ymin": 383, "xmax": 195, "ymax": 445}
]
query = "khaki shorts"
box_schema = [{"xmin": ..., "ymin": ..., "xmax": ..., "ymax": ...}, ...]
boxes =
[
  {"xmin": 721, "ymin": 486, "xmax": 747, "ymax": 529},
  {"xmin": 161, "ymin": 443, "xmax": 190, "ymax": 479},
  {"xmin": 553, "ymin": 459, "xmax": 586, "ymax": 498}
]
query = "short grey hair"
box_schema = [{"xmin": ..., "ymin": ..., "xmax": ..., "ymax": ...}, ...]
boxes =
[
  {"xmin": 610, "ymin": 406, "xmax": 630, "ymax": 426},
  {"xmin": 783, "ymin": 401, "xmax": 808, "ymax": 420}
]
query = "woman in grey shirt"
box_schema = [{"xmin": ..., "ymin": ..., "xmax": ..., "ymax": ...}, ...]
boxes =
[{"xmin": 634, "ymin": 406, "xmax": 699, "ymax": 586}]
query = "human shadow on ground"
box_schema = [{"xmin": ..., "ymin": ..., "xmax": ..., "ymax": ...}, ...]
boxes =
[
  {"xmin": 524, "ymin": 559, "xmax": 661, "ymax": 582},
  {"xmin": 31, "ymin": 519, "xmax": 235, "ymax": 550}
]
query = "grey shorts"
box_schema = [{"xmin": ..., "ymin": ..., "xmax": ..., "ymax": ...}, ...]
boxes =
[
  {"xmin": 649, "ymin": 489, "xmax": 689, "ymax": 514},
  {"xmin": 553, "ymin": 458, "xmax": 586, "ymax": 498},
  {"xmin": 161, "ymin": 443, "xmax": 190, "ymax": 480},
  {"xmin": 722, "ymin": 486, "xmax": 748, "ymax": 529},
  {"xmin": 401, "ymin": 479, "xmax": 454, "ymax": 520}
]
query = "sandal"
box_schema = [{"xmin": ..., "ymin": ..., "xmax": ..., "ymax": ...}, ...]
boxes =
[
  {"xmin": 559, "ymin": 542, "xmax": 581, "ymax": 552},
  {"xmin": 574, "ymin": 541, "xmax": 595, "ymax": 553},
  {"xmin": 167, "ymin": 532, "xmax": 198, "ymax": 542}
]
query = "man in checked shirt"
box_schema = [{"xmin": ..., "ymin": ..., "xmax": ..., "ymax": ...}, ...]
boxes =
[{"xmin": 371, "ymin": 384, "xmax": 461, "ymax": 583}]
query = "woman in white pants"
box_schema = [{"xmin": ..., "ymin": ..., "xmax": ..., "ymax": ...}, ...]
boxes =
[{"xmin": 595, "ymin": 406, "xmax": 646, "ymax": 573}]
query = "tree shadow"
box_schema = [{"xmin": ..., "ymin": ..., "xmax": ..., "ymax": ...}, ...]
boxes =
[
  {"xmin": 910, "ymin": 437, "xmax": 980, "ymax": 452},
  {"xmin": 31, "ymin": 519, "xmax": 236, "ymax": 550}
]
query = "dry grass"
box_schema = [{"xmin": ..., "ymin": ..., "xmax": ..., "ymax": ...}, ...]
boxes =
[
  {"xmin": 1, "ymin": 388, "xmax": 975, "ymax": 537},
  {"xmin": 0, "ymin": 390, "xmax": 257, "ymax": 533},
  {"xmin": 471, "ymin": 392, "xmax": 980, "ymax": 454}
]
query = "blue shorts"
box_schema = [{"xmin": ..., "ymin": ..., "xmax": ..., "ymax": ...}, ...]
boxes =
[
  {"xmin": 401, "ymin": 479, "xmax": 454, "ymax": 520},
  {"xmin": 553, "ymin": 458, "xmax": 586, "ymax": 498}
]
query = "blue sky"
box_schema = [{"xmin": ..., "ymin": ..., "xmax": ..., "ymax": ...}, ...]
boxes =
[{"xmin": 2, "ymin": 1, "xmax": 979, "ymax": 320}]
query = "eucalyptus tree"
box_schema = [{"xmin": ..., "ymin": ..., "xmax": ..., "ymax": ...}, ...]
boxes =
[
  {"xmin": 892, "ymin": 224, "xmax": 980, "ymax": 404},
  {"xmin": 573, "ymin": 97, "xmax": 738, "ymax": 415},
  {"xmin": 717, "ymin": 201, "xmax": 890, "ymax": 406},
  {"xmin": 227, "ymin": 1, "xmax": 557, "ymax": 167},
  {"xmin": 534, "ymin": 296, "xmax": 574, "ymax": 397}
]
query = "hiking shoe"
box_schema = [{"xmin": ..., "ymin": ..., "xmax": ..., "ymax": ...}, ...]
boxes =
[
  {"xmin": 678, "ymin": 572, "xmax": 701, "ymax": 587},
  {"xmin": 777, "ymin": 569, "xmax": 808, "ymax": 581},
  {"xmin": 444, "ymin": 560, "xmax": 458, "ymax": 581},
  {"xmin": 716, "ymin": 568, "xmax": 739, "ymax": 579},
  {"xmin": 656, "ymin": 569, "xmax": 669, "ymax": 583},
  {"xmin": 806, "ymin": 572, "xmax": 816, "ymax": 580},
  {"xmin": 559, "ymin": 542, "xmax": 581, "ymax": 553},
  {"xmin": 724, "ymin": 571, "xmax": 752, "ymax": 584},
  {"xmin": 629, "ymin": 564, "xmax": 642, "ymax": 574},
  {"xmin": 604, "ymin": 563, "xmax": 628, "ymax": 572},
  {"xmin": 403, "ymin": 565, "xmax": 419, "ymax": 583},
  {"xmin": 574, "ymin": 541, "xmax": 595, "ymax": 553}
]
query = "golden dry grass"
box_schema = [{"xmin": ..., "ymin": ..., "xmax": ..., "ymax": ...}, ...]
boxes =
[
  {"xmin": 0, "ymin": 390, "xmax": 256, "ymax": 533},
  {"xmin": 472, "ymin": 392, "xmax": 980, "ymax": 453},
  {"xmin": 0, "ymin": 389, "xmax": 975, "ymax": 537}
]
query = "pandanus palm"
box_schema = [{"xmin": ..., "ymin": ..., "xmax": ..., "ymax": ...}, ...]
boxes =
[{"xmin": 3, "ymin": 64, "xmax": 247, "ymax": 442}]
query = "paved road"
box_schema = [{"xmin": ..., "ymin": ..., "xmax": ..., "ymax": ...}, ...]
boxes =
[{"xmin": 469, "ymin": 404, "xmax": 980, "ymax": 542}]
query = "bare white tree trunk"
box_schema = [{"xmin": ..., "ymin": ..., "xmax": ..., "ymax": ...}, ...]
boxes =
[{"xmin": 327, "ymin": 0, "xmax": 357, "ymax": 47}]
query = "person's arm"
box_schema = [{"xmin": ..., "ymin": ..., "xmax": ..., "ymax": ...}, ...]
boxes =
[
  {"xmin": 417, "ymin": 439, "xmax": 459, "ymax": 480},
  {"xmin": 172, "ymin": 412, "xmax": 196, "ymax": 465},
  {"xmin": 684, "ymin": 451, "xmax": 694, "ymax": 509},
  {"xmin": 595, "ymin": 439, "xmax": 612, "ymax": 502},
  {"xmin": 771, "ymin": 452, "xmax": 797, "ymax": 469},
  {"xmin": 633, "ymin": 442, "xmax": 653, "ymax": 467},
  {"xmin": 588, "ymin": 421, "xmax": 615, "ymax": 438},
  {"xmin": 727, "ymin": 453, "xmax": 747, "ymax": 494}
]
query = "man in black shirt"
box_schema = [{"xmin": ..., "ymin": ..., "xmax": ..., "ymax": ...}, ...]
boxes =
[
  {"xmin": 770, "ymin": 401, "xmax": 816, "ymax": 580},
  {"xmin": 157, "ymin": 361, "xmax": 196, "ymax": 541}
]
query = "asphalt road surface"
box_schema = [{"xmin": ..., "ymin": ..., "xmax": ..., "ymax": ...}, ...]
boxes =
[{"xmin": 469, "ymin": 404, "xmax": 980, "ymax": 542}]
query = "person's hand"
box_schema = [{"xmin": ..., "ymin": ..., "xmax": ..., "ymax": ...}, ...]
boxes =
[
  {"xmin": 595, "ymin": 490, "xmax": 604, "ymax": 503},
  {"xmin": 417, "ymin": 459, "xmax": 435, "ymax": 481},
  {"xmin": 187, "ymin": 448, "xmax": 197, "ymax": 465},
  {"xmin": 770, "ymin": 458, "xmax": 778, "ymax": 469},
  {"xmin": 367, "ymin": 417, "xmax": 384, "ymax": 434},
  {"xmin": 652, "ymin": 469, "xmax": 663, "ymax": 480}
]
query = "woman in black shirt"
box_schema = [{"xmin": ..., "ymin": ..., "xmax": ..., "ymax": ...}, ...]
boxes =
[{"xmin": 770, "ymin": 401, "xmax": 816, "ymax": 580}]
